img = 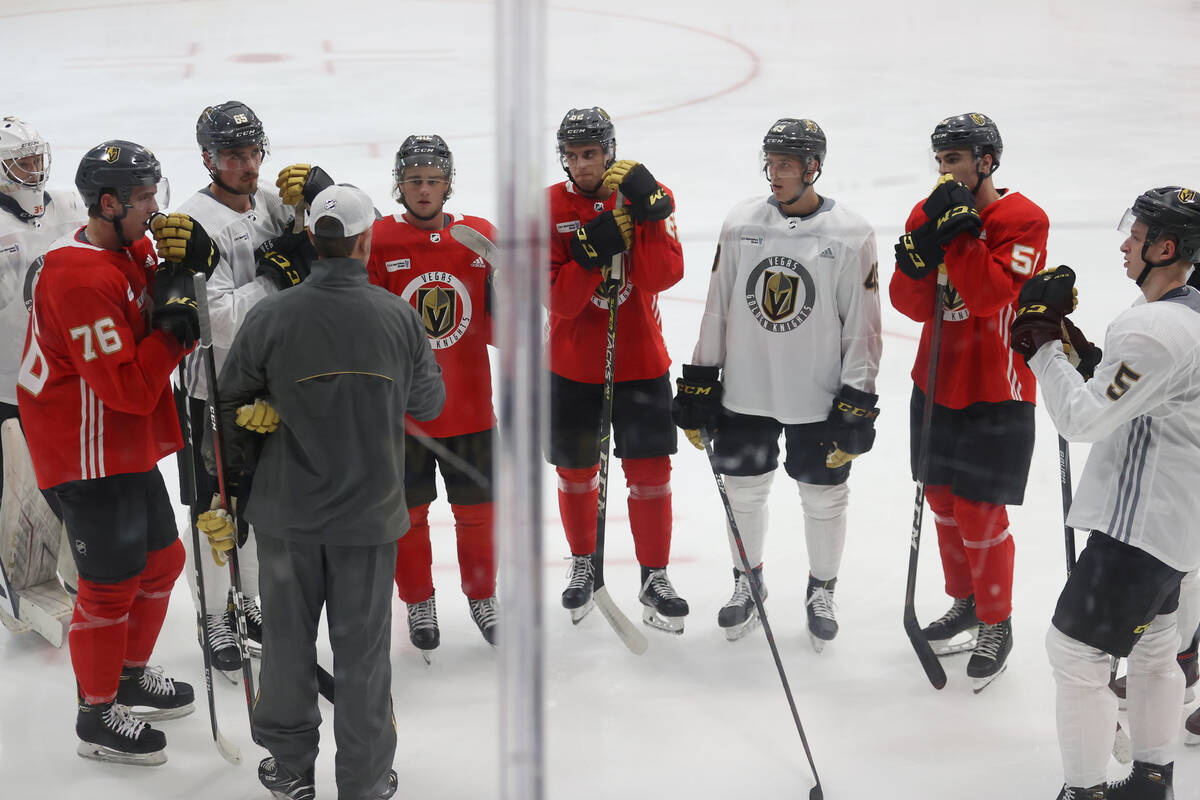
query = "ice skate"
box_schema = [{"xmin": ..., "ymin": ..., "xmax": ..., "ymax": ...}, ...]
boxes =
[
  {"xmin": 922, "ymin": 594, "xmax": 979, "ymax": 656},
  {"xmin": 115, "ymin": 665, "xmax": 195, "ymax": 722},
  {"xmin": 1106, "ymin": 760, "xmax": 1173, "ymax": 800},
  {"xmin": 968, "ymin": 617, "xmax": 1012, "ymax": 693},
  {"xmin": 233, "ymin": 595, "xmax": 263, "ymax": 658},
  {"xmin": 805, "ymin": 575, "xmax": 838, "ymax": 653},
  {"xmin": 1057, "ymin": 785, "xmax": 1107, "ymax": 800},
  {"xmin": 638, "ymin": 567, "xmax": 688, "ymax": 634},
  {"xmin": 561, "ymin": 554, "xmax": 595, "ymax": 624},
  {"xmin": 76, "ymin": 699, "xmax": 166, "ymax": 766},
  {"xmin": 201, "ymin": 609, "xmax": 241, "ymax": 683},
  {"xmin": 1186, "ymin": 704, "xmax": 1200, "ymax": 746},
  {"xmin": 718, "ymin": 566, "xmax": 765, "ymax": 642},
  {"xmin": 258, "ymin": 756, "xmax": 315, "ymax": 800},
  {"xmin": 407, "ymin": 592, "xmax": 439, "ymax": 665},
  {"xmin": 469, "ymin": 595, "xmax": 498, "ymax": 646}
]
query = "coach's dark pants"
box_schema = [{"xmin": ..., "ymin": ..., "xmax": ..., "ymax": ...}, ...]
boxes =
[{"xmin": 253, "ymin": 532, "xmax": 397, "ymax": 799}]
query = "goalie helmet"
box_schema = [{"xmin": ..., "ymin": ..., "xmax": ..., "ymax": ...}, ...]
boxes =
[
  {"xmin": 931, "ymin": 113, "xmax": 1003, "ymax": 167},
  {"xmin": 0, "ymin": 116, "xmax": 51, "ymax": 219},
  {"xmin": 556, "ymin": 107, "xmax": 616, "ymax": 172},
  {"xmin": 1124, "ymin": 186, "xmax": 1200, "ymax": 264},
  {"xmin": 196, "ymin": 101, "xmax": 269, "ymax": 158},
  {"xmin": 392, "ymin": 134, "xmax": 454, "ymax": 202},
  {"xmin": 762, "ymin": 118, "xmax": 826, "ymax": 165},
  {"xmin": 75, "ymin": 140, "xmax": 165, "ymax": 208}
]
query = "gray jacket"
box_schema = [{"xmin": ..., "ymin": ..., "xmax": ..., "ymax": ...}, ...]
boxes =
[{"xmin": 217, "ymin": 256, "xmax": 444, "ymax": 545}]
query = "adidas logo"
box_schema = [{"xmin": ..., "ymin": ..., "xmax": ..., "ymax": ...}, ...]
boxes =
[
  {"xmin": 470, "ymin": 257, "xmax": 486, "ymax": 269},
  {"xmin": 819, "ymin": 247, "xmax": 835, "ymax": 259}
]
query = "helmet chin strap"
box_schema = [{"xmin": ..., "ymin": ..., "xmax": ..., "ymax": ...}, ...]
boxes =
[
  {"xmin": 1135, "ymin": 242, "xmax": 1174, "ymax": 287},
  {"xmin": 104, "ymin": 202, "xmax": 135, "ymax": 249},
  {"xmin": 780, "ymin": 163, "xmax": 822, "ymax": 208}
]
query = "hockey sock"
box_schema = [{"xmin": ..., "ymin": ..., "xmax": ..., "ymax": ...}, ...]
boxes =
[
  {"xmin": 238, "ymin": 526, "xmax": 260, "ymax": 598},
  {"xmin": 124, "ymin": 539, "xmax": 184, "ymax": 667},
  {"xmin": 71, "ymin": 575, "xmax": 140, "ymax": 704},
  {"xmin": 1047, "ymin": 623, "xmax": 1120, "ymax": 788},
  {"xmin": 797, "ymin": 481, "xmax": 848, "ymax": 582},
  {"xmin": 183, "ymin": 521, "xmax": 233, "ymax": 612},
  {"xmin": 924, "ymin": 484, "xmax": 973, "ymax": 600},
  {"xmin": 394, "ymin": 503, "xmax": 433, "ymax": 604},
  {"xmin": 1127, "ymin": 612, "xmax": 1186, "ymax": 766},
  {"xmin": 952, "ymin": 496, "xmax": 1013, "ymax": 624},
  {"xmin": 622, "ymin": 456, "xmax": 672, "ymax": 568},
  {"xmin": 722, "ymin": 472, "xmax": 773, "ymax": 569},
  {"xmin": 452, "ymin": 502, "xmax": 495, "ymax": 600},
  {"xmin": 556, "ymin": 465, "xmax": 599, "ymax": 556}
]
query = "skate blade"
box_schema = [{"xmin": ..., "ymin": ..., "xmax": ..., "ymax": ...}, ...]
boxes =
[
  {"xmin": 126, "ymin": 702, "xmax": 195, "ymax": 722},
  {"xmin": 420, "ymin": 650, "xmax": 432, "ymax": 666},
  {"xmin": 76, "ymin": 740, "xmax": 166, "ymax": 766},
  {"xmin": 971, "ymin": 663, "xmax": 1008, "ymax": 694},
  {"xmin": 808, "ymin": 631, "xmax": 829, "ymax": 653},
  {"xmin": 217, "ymin": 669, "xmax": 239, "ymax": 685},
  {"xmin": 641, "ymin": 607, "xmax": 684, "ymax": 635},
  {"xmin": 245, "ymin": 640, "xmax": 262, "ymax": 658},
  {"xmin": 931, "ymin": 632, "xmax": 976, "ymax": 657},
  {"xmin": 1113, "ymin": 722, "xmax": 1132, "ymax": 763},
  {"xmin": 722, "ymin": 613, "xmax": 762, "ymax": 642},
  {"xmin": 569, "ymin": 599, "xmax": 595, "ymax": 625}
]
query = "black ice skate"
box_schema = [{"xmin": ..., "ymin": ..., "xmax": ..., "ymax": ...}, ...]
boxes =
[
  {"xmin": 718, "ymin": 566, "xmax": 765, "ymax": 642},
  {"xmin": 922, "ymin": 594, "xmax": 979, "ymax": 656},
  {"xmin": 561, "ymin": 554, "xmax": 595, "ymax": 624},
  {"xmin": 258, "ymin": 756, "xmax": 315, "ymax": 800},
  {"xmin": 1186, "ymin": 704, "xmax": 1200, "ymax": 746},
  {"xmin": 76, "ymin": 698, "xmax": 166, "ymax": 766},
  {"xmin": 115, "ymin": 665, "xmax": 195, "ymax": 721},
  {"xmin": 805, "ymin": 575, "xmax": 838, "ymax": 653},
  {"xmin": 202, "ymin": 609, "xmax": 241, "ymax": 682},
  {"xmin": 1107, "ymin": 760, "xmax": 1173, "ymax": 800},
  {"xmin": 638, "ymin": 567, "xmax": 688, "ymax": 634},
  {"xmin": 968, "ymin": 617, "xmax": 1012, "ymax": 693},
  {"xmin": 1057, "ymin": 785, "xmax": 1107, "ymax": 800},
  {"xmin": 469, "ymin": 595, "xmax": 498, "ymax": 646},
  {"xmin": 366, "ymin": 767, "xmax": 399, "ymax": 800},
  {"xmin": 407, "ymin": 592, "xmax": 439, "ymax": 665},
  {"xmin": 240, "ymin": 596, "xmax": 263, "ymax": 657}
]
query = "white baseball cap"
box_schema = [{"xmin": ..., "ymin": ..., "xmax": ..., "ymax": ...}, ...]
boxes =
[{"xmin": 306, "ymin": 184, "xmax": 375, "ymax": 238}]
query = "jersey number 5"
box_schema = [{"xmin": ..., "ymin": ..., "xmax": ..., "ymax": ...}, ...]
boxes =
[{"xmin": 1010, "ymin": 244, "xmax": 1040, "ymax": 276}]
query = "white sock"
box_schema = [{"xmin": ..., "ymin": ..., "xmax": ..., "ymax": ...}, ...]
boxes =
[
  {"xmin": 1046, "ymin": 624, "xmax": 1116, "ymax": 788},
  {"xmin": 1127, "ymin": 612, "xmax": 1184, "ymax": 766},
  {"xmin": 723, "ymin": 472, "xmax": 774, "ymax": 570},
  {"xmin": 797, "ymin": 482, "xmax": 848, "ymax": 582}
]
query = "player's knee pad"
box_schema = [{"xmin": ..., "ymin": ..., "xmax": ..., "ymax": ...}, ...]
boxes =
[
  {"xmin": 724, "ymin": 472, "xmax": 773, "ymax": 515},
  {"xmin": 1046, "ymin": 623, "xmax": 1111, "ymax": 689},
  {"xmin": 139, "ymin": 538, "xmax": 184, "ymax": 594},
  {"xmin": 74, "ymin": 575, "xmax": 140, "ymax": 625},
  {"xmin": 795, "ymin": 481, "xmax": 848, "ymax": 520},
  {"xmin": 557, "ymin": 465, "xmax": 599, "ymax": 494},
  {"xmin": 621, "ymin": 455, "xmax": 671, "ymax": 492},
  {"xmin": 952, "ymin": 496, "xmax": 1010, "ymax": 549},
  {"xmin": 1128, "ymin": 612, "xmax": 1181, "ymax": 675}
]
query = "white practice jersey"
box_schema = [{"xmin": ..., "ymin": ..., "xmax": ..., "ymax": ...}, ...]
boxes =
[
  {"xmin": 176, "ymin": 187, "xmax": 290, "ymax": 400},
  {"xmin": 692, "ymin": 195, "xmax": 881, "ymax": 423},
  {"xmin": 1030, "ymin": 286, "xmax": 1200, "ymax": 572},
  {"xmin": 0, "ymin": 190, "xmax": 86, "ymax": 404}
]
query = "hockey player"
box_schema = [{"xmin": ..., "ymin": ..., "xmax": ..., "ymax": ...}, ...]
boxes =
[
  {"xmin": 203, "ymin": 184, "xmax": 443, "ymax": 800},
  {"xmin": 1010, "ymin": 187, "xmax": 1200, "ymax": 799},
  {"xmin": 366, "ymin": 135, "xmax": 498, "ymax": 655},
  {"xmin": 176, "ymin": 101, "xmax": 317, "ymax": 676},
  {"xmin": 889, "ymin": 113, "xmax": 1048, "ymax": 690},
  {"xmin": 546, "ymin": 107, "xmax": 687, "ymax": 633},
  {"xmin": 672, "ymin": 118, "xmax": 881, "ymax": 649},
  {"xmin": 18, "ymin": 140, "xmax": 218, "ymax": 764}
]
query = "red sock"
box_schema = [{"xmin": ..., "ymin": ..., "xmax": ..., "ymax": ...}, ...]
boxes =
[
  {"xmin": 557, "ymin": 465, "xmax": 598, "ymax": 556},
  {"xmin": 124, "ymin": 538, "xmax": 184, "ymax": 666},
  {"xmin": 452, "ymin": 502, "xmax": 495, "ymax": 600},
  {"xmin": 954, "ymin": 497, "xmax": 1013, "ymax": 624},
  {"xmin": 622, "ymin": 456, "xmax": 672, "ymax": 567},
  {"xmin": 395, "ymin": 503, "xmax": 433, "ymax": 604},
  {"xmin": 71, "ymin": 576, "xmax": 139, "ymax": 704},
  {"xmin": 925, "ymin": 484, "xmax": 973, "ymax": 600}
]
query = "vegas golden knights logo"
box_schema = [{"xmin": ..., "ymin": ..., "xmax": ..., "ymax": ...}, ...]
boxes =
[
  {"xmin": 762, "ymin": 270, "xmax": 798, "ymax": 322},
  {"xmin": 105, "ymin": 145, "xmax": 120, "ymax": 163},
  {"xmin": 1179, "ymin": 188, "xmax": 1197, "ymax": 204},
  {"xmin": 970, "ymin": 113, "xmax": 987, "ymax": 126},
  {"xmin": 418, "ymin": 286, "xmax": 456, "ymax": 338}
]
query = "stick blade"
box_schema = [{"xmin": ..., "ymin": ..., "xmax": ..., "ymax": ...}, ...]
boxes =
[
  {"xmin": 448, "ymin": 224, "xmax": 497, "ymax": 263},
  {"xmin": 593, "ymin": 586, "xmax": 648, "ymax": 655},
  {"xmin": 903, "ymin": 613, "xmax": 947, "ymax": 689},
  {"xmin": 216, "ymin": 731, "xmax": 242, "ymax": 764}
]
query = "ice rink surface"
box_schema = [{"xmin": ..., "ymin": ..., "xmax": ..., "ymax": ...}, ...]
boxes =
[{"xmin": 3, "ymin": 0, "xmax": 1200, "ymax": 797}]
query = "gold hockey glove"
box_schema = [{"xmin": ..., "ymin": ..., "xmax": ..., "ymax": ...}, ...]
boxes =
[
  {"xmin": 236, "ymin": 399, "xmax": 280, "ymax": 434},
  {"xmin": 197, "ymin": 496, "xmax": 237, "ymax": 566}
]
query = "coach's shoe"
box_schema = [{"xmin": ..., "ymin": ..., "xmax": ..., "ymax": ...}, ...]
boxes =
[
  {"xmin": 366, "ymin": 768, "xmax": 399, "ymax": 800},
  {"xmin": 258, "ymin": 756, "xmax": 315, "ymax": 800}
]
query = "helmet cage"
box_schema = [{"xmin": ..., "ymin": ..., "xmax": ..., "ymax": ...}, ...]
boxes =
[{"xmin": 0, "ymin": 117, "xmax": 51, "ymax": 217}]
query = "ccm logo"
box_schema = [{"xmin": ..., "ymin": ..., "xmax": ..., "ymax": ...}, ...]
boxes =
[{"xmin": 681, "ymin": 385, "xmax": 712, "ymax": 396}]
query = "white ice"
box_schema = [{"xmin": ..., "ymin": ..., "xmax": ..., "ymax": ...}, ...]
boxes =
[{"xmin": 3, "ymin": 0, "xmax": 1200, "ymax": 797}]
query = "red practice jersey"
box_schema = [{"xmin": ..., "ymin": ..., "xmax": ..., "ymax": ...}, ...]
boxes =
[
  {"xmin": 17, "ymin": 230, "xmax": 186, "ymax": 489},
  {"xmin": 547, "ymin": 181, "xmax": 684, "ymax": 384},
  {"xmin": 367, "ymin": 212, "xmax": 495, "ymax": 438},
  {"xmin": 889, "ymin": 190, "xmax": 1049, "ymax": 409}
]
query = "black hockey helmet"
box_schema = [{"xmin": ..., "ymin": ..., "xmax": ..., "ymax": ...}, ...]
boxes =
[
  {"xmin": 931, "ymin": 113, "xmax": 1002, "ymax": 168},
  {"xmin": 392, "ymin": 134, "xmax": 454, "ymax": 202},
  {"xmin": 1123, "ymin": 186, "xmax": 1200, "ymax": 264},
  {"xmin": 762, "ymin": 118, "xmax": 826, "ymax": 165},
  {"xmin": 196, "ymin": 101, "xmax": 269, "ymax": 157},
  {"xmin": 556, "ymin": 107, "xmax": 616, "ymax": 172},
  {"xmin": 75, "ymin": 140, "xmax": 164, "ymax": 208}
]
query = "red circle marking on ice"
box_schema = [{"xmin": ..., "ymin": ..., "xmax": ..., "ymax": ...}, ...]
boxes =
[{"xmin": 231, "ymin": 53, "xmax": 288, "ymax": 63}]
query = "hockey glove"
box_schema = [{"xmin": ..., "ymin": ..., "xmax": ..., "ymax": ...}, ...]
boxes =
[
  {"xmin": 150, "ymin": 263, "xmax": 200, "ymax": 349},
  {"xmin": 825, "ymin": 385, "xmax": 879, "ymax": 469},
  {"xmin": 602, "ymin": 160, "xmax": 674, "ymax": 222},
  {"xmin": 1061, "ymin": 318, "xmax": 1102, "ymax": 379},
  {"xmin": 894, "ymin": 220, "xmax": 944, "ymax": 281},
  {"xmin": 922, "ymin": 175, "xmax": 982, "ymax": 245},
  {"xmin": 569, "ymin": 208, "xmax": 634, "ymax": 271},
  {"xmin": 254, "ymin": 228, "xmax": 316, "ymax": 290},
  {"xmin": 236, "ymin": 399, "xmax": 280, "ymax": 434},
  {"xmin": 672, "ymin": 364, "xmax": 722, "ymax": 449},
  {"xmin": 277, "ymin": 164, "xmax": 334, "ymax": 208},
  {"xmin": 197, "ymin": 496, "xmax": 237, "ymax": 567},
  {"xmin": 1009, "ymin": 265, "xmax": 1078, "ymax": 360},
  {"xmin": 150, "ymin": 213, "xmax": 220, "ymax": 277}
]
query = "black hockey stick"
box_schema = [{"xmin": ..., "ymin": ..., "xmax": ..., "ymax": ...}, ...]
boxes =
[
  {"xmin": 176, "ymin": 363, "xmax": 241, "ymax": 765},
  {"xmin": 701, "ymin": 430, "xmax": 822, "ymax": 800},
  {"xmin": 902, "ymin": 270, "xmax": 949, "ymax": 690},
  {"xmin": 589, "ymin": 194, "xmax": 648, "ymax": 655},
  {"xmin": 1059, "ymin": 436, "xmax": 1076, "ymax": 572}
]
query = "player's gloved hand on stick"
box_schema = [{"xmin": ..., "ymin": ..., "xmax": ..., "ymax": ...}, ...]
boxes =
[
  {"xmin": 602, "ymin": 160, "xmax": 674, "ymax": 222},
  {"xmin": 825, "ymin": 385, "xmax": 880, "ymax": 468},
  {"xmin": 254, "ymin": 228, "xmax": 315, "ymax": 290},
  {"xmin": 1061, "ymin": 318, "xmax": 1102, "ymax": 379},
  {"xmin": 894, "ymin": 220, "xmax": 944, "ymax": 281},
  {"xmin": 671, "ymin": 364, "xmax": 722, "ymax": 450},
  {"xmin": 569, "ymin": 208, "xmax": 634, "ymax": 270},
  {"xmin": 197, "ymin": 495, "xmax": 236, "ymax": 566},
  {"xmin": 276, "ymin": 164, "xmax": 334, "ymax": 208},
  {"xmin": 150, "ymin": 213, "xmax": 220, "ymax": 277},
  {"xmin": 922, "ymin": 175, "xmax": 982, "ymax": 245},
  {"xmin": 236, "ymin": 399, "xmax": 280, "ymax": 434},
  {"xmin": 1009, "ymin": 265, "xmax": 1078, "ymax": 360},
  {"xmin": 150, "ymin": 263, "xmax": 201, "ymax": 349}
]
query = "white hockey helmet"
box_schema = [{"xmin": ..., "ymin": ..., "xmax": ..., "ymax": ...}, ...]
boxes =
[{"xmin": 0, "ymin": 116, "xmax": 51, "ymax": 218}]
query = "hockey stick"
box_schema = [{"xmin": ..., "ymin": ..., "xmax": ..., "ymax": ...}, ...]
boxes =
[
  {"xmin": 902, "ymin": 270, "xmax": 949, "ymax": 690},
  {"xmin": 1059, "ymin": 436, "xmax": 1076, "ymax": 572},
  {"xmin": 449, "ymin": 223, "xmax": 497, "ymax": 264},
  {"xmin": 176, "ymin": 363, "xmax": 241, "ymax": 765},
  {"xmin": 701, "ymin": 430, "xmax": 822, "ymax": 799},
  {"xmin": 589, "ymin": 193, "xmax": 648, "ymax": 655}
]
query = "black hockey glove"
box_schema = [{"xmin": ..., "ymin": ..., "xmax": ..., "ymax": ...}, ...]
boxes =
[
  {"xmin": 254, "ymin": 228, "xmax": 315, "ymax": 290},
  {"xmin": 150, "ymin": 263, "xmax": 201, "ymax": 349},
  {"xmin": 672, "ymin": 364, "xmax": 722, "ymax": 449},
  {"xmin": 1061, "ymin": 318, "xmax": 1102, "ymax": 379},
  {"xmin": 150, "ymin": 213, "xmax": 220, "ymax": 278},
  {"xmin": 276, "ymin": 164, "xmax": 335, "ymax": 208},
  {"xmin": 569, "ymin": 208, "xmax": 634, "ymax": 271},
  {"xmin": 894, "ymin": 219, "xmax": 944, "ymax": 281},
  {"xmin": 602, "ymin": 160, "xmax": 674, "ymax": 222},
  {"xmin": 922, "ymin": 176, "xmax": 982, "ymax": 246},
  {"xmin": 1009, "ymin": 265, "xmax": 1078, "ymax": 360},
  {"xmin": 825, "ymin": 385, "xmax": 879, "ymax": 468}
]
